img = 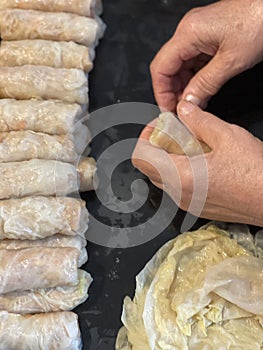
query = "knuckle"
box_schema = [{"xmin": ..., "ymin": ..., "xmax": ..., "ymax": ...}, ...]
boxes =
[
  {"xmin": 179, "ymin": 161, "xmax": 193, "ymax": 191},
  {"xmin": 182, "ymin": 173, "xmax": 193, "ymax": 193},
  {"xmin": 183, "ymin": 7, "xmax": 201, "ymax": 22},
  {"xmin": 216, "ymin": 123, "xmax": 237, "ymax": 146},
  {"xmin": 221, "ymin": 52, "xmax": 236, "ymax": 69},
  {"xmin": 219, "ymin": 49, "xmax": 251, "ymax": 75},
  {"xmin": 180, "ymin": 8, "xmax": 202, "ymax": 34},
  {"xmin": 229, "ymin": 123, "xmax": 241, "ymax": 134},
  {"xmin": 195, "ymin": 71, "xmax": 220, "ymax": 95},
  {"xmin": 228, "ymin": 123, "xmax": 250, "ymax": 141}
]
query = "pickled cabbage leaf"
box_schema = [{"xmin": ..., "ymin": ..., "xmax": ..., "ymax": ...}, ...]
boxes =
[{"xmin": 117, "ymin": 224, "xmax": 263, "ymax": 350}]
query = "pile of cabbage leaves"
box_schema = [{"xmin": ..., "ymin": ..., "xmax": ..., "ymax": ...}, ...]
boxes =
[{"xmin": 116, "ymin": 223, "xmax": 263, "ymax": 350}]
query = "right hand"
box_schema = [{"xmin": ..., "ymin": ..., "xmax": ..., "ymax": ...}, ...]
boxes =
[
  {"xmin": 133, "ymin": 100, "xmax": 263, "ymax": 227},
  {"xmin": 150, "ymin": 0, "xmax": 263, "ymax": 111}
]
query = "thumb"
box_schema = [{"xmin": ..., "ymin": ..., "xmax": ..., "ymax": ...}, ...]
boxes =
[
  {"xmin": 177, "ymin": 100, "xmax": 231, "ymax": 146},
  {"xmin": 182, "ymin": 52, "xmax": 236, "ymax": 106}
]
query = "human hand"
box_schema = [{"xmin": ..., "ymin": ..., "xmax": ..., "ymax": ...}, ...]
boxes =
[
  {"xmin": 150, "ymin": 0, "xmax": 263, "ymax": 111},
  {"xmin": 132, "ymin": 100, "xmax": 263, "ymax": 227}
]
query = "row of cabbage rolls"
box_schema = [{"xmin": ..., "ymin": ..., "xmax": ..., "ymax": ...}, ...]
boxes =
[{"xmin": 0, "ymin": 1, "xmax": 105, "ymax": 349}]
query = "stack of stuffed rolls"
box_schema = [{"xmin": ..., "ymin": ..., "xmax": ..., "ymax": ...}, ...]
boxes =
[{"xmin": 0, "ymin": 1, "xmax": 105, "ymax": 349}]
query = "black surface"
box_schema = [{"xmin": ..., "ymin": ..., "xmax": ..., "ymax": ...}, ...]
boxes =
[{"xmin": 78, "ymin": 1, "xmax": 263, "ymax": 349}]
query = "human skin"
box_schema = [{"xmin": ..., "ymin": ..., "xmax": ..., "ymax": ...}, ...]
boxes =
[
  {"xmin": 150, "ymin": 0, "xmax": 263, "ymax": 111},
  {"xmin": 132, "ymin": 100, "xmax": 263, "ymax": 227},
  {"xmin": 133, "ymin": 0, "xmax": 263, "ymax": 226}
]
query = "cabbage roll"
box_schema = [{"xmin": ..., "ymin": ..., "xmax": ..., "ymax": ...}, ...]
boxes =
[
  {"xmin": 73, "ymin": 123, "xmax": 92, "ymax": 155},
  {"xmin": 0, "ymin": 159, "xmax": 79, "ymax": 199},
  {"xmin": 0, "ymin": 66, "xmax": 88, "ymax": 104},
  {"xmin": 0, "ymin": 158, "xmax": 97, "ymax": 199},
  {"xmin": 0, "ymin": 0, "xmax": 103, "ymax": 17},
  {"xmin": 0, "ymin": 270, "xmax": 91, "ymax": 314},
  {"xmin": 0, "ymin": 99, "xmax": 83, "ymax": 135},
  {"xmin": 0, "ymin": 311, "xmax": 82, "ymax": 350},
  {"xmin": 150, "ymin": 112, "xmax": 211, "ymax": 156},
  {"xmin": 0, "ymin": 131, "xmax": 78, "ymax": 163},
  {"xmin": 78, "ymin": 157, "xmax": 99, "ymax": 192},
  {"xmin": 0, "ymin": 196, "xmax": 89, "ymax": 240},
  {"xmin": 0, "ymin": 9, "xmax": 105, "ymax": 46},
  {"xmin": 0, "ymin": 247, "xmax": 79, "ymax": 293},
  {"xmin": 0, "ymin": 40, "xmax": 93, "ymax": 72},
  {"xmin": 0, "ymin": 234, "xmax": 87, "ymax": 266}
]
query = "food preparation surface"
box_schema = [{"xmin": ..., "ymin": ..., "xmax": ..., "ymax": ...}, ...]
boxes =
[{"xmin": 79, "ymin": 0, "xmax": 263, "ymax": 349}]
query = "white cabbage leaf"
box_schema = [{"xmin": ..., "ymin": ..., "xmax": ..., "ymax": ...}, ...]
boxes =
[{"xmin": 116, "ymin": 223, "xmax": 263, "ymax": 350}]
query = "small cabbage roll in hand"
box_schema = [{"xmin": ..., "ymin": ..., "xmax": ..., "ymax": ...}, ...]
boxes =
[
  {"xmin": 0, "ymin": 311, "xmax": 82, "ymax": 350},
  {"xmin": 0, "ymin": 0, "xmax": 103, "ymax": 17},
  {"xmin": 0, "ymin": 40, "xmax": 93, "ymax": 72},
  {"xmin": 0, "ymin": 234, "xmax": 88, "ymax": 267},
  {"xmin": 0, "ymin": 9, "xmax": 105, "ymax": 46},
  {"xmin": 0, "ymin": 131, "xmax": 78, "ymax": 163},
  {"xmin": 150, "ymin": 112, "xmax": 211, "ymax": 156},
  {"xmin": 0, "ymin": 66, "xmax": 88, "ymax": 104},
  {"xmin": 0, "ymin": 270, "xmax": 91, "ymax": 314},
  {"xmin": 0, "ymin": 247, "xmax": 79, "ymax": 293},
  {"xmin": 0, "ymin": 196, "xmax": 89, "ymax": 240},
  {"xmin": 0, "ymin": 99, "xmax": 84, "ymax": 135}
]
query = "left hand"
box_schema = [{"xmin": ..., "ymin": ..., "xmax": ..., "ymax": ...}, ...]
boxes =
[
  {"xmin": 132, "ymin": 100, "xmax": 263, "ymax": 227},
  {"xmin": 150, "ymin": 0, "xmax": 263, "ymax": 111}
]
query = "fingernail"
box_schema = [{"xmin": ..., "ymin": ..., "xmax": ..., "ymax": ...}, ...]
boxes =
[
  {"xmin": 178, "ymin": 100, "xmax": 196, "ymax": 116},
  {"xmin": 185, "ymin": 94, "xmax": 201, "ymax": 106}
]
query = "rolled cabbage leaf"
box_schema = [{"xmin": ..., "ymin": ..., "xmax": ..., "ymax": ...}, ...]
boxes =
[
  {"xmin": 0, "ymin": 311, "xmax": 82, "ymax": 350},
  {"xmin": 0, "ymin": 159, "xmax": 78, "ymax": 199},
  {"xmin": 0, "ymin": 40, "xmax": 93, "ymax": 72},
  {"xmin": 0, "ymin": 9, "xmax": 105, "ymax": 46},
  {"xmin": 0, "ymin": 196, "xmax": 89, "ymax": 240},
  {"xmin": 0, "ymin": 247, "xmax": 79, "ymax": 293},
  {"xmin": 150, "ymin": 112, "xmax": 211, "ymax": 156},
  {"xmin": 0, "ymin": 99, "xmax": 83, "ymax": 135},
  {"xmin": 0, "ymin": 66, "xmax": 89, "ymax": 104},
  {"xmin": 0, "ymin": 0, "xmax": 103, "ymax": 17},
  {"xmin": 0, "ymin": 158, "xmax": 97, "ymax": 198},
  {"xmin": 0, "ymin": 131, "xmax": 77, "ymax": 163},
  {"xmin": 78, "ymin": 157, "xmax": 98, "ymax": 191},
  {"xmin": 73, "ymin": 123, "xmax": 92, "ymax": 156},
  {"xmin": 0, "ymin": 270, "xmax": 92, "ymax": 314},
  {"xmin": 0, "ymin": 234, "xmax": 87, "ymax": 267}
]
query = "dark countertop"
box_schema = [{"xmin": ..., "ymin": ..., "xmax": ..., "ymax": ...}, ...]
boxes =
[{"xmin": 78, "ymin": 1, "xmax": 263, "ymax": 349}]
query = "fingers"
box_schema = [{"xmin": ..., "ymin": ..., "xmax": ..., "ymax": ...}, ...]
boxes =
[
  {"xmin": 138, "ymin": 123, "xmax": 155, "ymax": 141},
  {"xmin": 132, "ymin": 127, "xmax": 195, "ymax": 208},
  {"xmin": 150, "ymin": 1, "xmax": 247, "ymax": 110},
  {"xmin": 150, "ymin": 36, "xmax": 200, "ymax": 112},
  {"xmin": 132, "ymin": 137, "xmax": 171, "ymax": 184},
  {"xmin": 177, "ymin": 100, "xmax": 232, "ymax": 146},
  {"xmin": 150, "ymin": 179, "xmax": 163, "ymax": 191},
  {"xmin": 181, "ymin": 52, "xmax": 239, "ymax": 106}
]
